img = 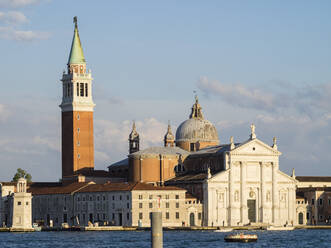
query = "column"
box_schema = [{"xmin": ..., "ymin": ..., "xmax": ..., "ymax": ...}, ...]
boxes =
[
  {"xmin": 260, "ymin": 162, "xmax": 265, "ymax": 222},
  {"xmin": 240, "ymin": 162, "xmax": 247, "ymax": 224},
  {"xmin": 272, "ymin": 162, "xmax": 278, "ymax": 224},
  {"xmin": 228, "ymin": 162, "xmax": 234, "ymax": 226}
]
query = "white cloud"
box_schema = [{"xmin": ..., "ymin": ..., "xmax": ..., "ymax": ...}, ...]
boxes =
[
  {"xmin": 0, "ymin": 11, "xmax": 28, "ymax": 25},
  {"xmin": 94, "ymin": 118, "xmax": 168, "ymax": 165},
  {"xmin": 0, "ymin": 0, "xmax": 42, "ymax": 8},
  {"xmin": 198, "ymin": 76, "xmax": 331, "ymax": 118},
  {"xmin": 32, "ymin": 136, "xmax": 60, "ymax": 152},
  {"xmin": 198, "ymin": 76, "xmax": 277, "ymax": 112},
  {"xmin": 0, "ymin": 104, "xmax": 10, "ymax": 122},
  {"xmin": 0, "ymin": 26, "xmax": 50, "ymax": 41}
]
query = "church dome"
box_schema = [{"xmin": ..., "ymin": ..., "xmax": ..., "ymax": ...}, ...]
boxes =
[
  {"xmin": 175, "ymin": 97, "xmax": 219, "ymax": 143},
  {"xmin": 176, "ymin": 118, "xmax": 218, "ymax": 142}
]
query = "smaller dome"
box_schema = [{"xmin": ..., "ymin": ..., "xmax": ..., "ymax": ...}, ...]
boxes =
[
  {"xmin": 129, "ymin": 121, "xmax": 139, "ymax": 140},
  {"xmin": 164, "ymin": 122, "xmax": 175, "ymax": 141}
]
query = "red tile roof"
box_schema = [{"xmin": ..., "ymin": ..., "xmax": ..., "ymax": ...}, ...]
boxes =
[
  {"xmin": 28, "ymin": 182, "xmax": 92, "ymax": 195},
  {"xmin": 76, "ymin": 182, "xmax": 185, "ymax": 193},
  {"xmin": 296, "ymin": 176, "xmax": 331, "ymax": 182}
]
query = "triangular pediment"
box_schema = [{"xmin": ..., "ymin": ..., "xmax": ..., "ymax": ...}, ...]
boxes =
[
  {"xmin": 230, "ymin": 138, "xmax": 281, "ymax": 156},
  {"xmin": 277, "ymin": 170, "xmax": 297, "ymax": 183},
  {"xmin": 207, "ymin": 169, "xmax": 229, "ymax": 182}
]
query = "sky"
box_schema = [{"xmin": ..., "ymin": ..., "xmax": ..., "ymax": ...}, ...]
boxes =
[{"xmin": 0, "ymin": 0, "xmax": 331, "ymax": 181}]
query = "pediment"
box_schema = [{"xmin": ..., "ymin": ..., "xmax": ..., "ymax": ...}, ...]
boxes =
[
  {"xmin": 208, "ymin": 169, "xmax": 229, "ymax": 182},
  {"xmin": 230, "ymin": 138, "xmax": 281, "ymax": 156},
  {"xmin": 277, "ymin": 170, "xmax": 297, "ymax": 184}
]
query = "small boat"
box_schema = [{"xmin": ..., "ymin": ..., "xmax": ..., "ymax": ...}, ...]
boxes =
[
  {"xmin": 266, "ymin": 226, "xmax": 295, "ymax": 231},
  {"xmin": 32, "ymin": 223, "xmax": 41, "ymax": 232},
  {"xmin": 214, "ymin": 228, "xmax": 233, "ymax": 232},
  {"xmin": 224, "ymin": 233, "xmax": 258, "ymax": 243}
]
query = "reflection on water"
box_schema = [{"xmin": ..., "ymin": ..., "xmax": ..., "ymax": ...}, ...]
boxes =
[{"xmin": 0, "ymin": 229, "xmax": 330, "ymax": 248}]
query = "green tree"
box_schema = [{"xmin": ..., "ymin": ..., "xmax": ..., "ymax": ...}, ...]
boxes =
[{"xmin": 12, "ymin": 168, "xmax": 32, "ymax": 182}]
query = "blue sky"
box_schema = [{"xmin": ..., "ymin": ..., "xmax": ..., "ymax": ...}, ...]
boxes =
[{"xmin": 0, "ymin": 0, "xmax": 331, "ymax": 181}]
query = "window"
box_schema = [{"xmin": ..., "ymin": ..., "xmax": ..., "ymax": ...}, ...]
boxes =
[
  {"xmin": 103, "ymin": 214, "xmax": 106, "ymax": 220},
  {"xmin": 149, "ymin": 203, "xmax": 153, "ymax": 208},
  {"xmin": 190, "ymin": 143, "xmax": 195, "ymax": 151},
  {"xmin": 176, "ymin": 212, "xmax": 179, "ymax": 219},
  {"xmin": 112, "ymin": 203, "xmax": 115, "ymax": 209},
  {"xmin": 112, "ymin": 213, "xmax": 115, "ymax": 220},
  {"xmin": 149, "ymin": 195, "xmax": 153, "ymax": 200},
  {"xmin": 77, "ymin": 154, "xmax": 80, "ymax": 159},
  {"xmin": 26, "ymin": 202, "xmax": 29, "ymax": 206},
  {"xmin": 77, "ymin": 114, "xmax": 80, "ymax": 120},
  {"xmin": 139, "ymin": 195, "xmax": 143, "ymax": 200},
  {"xmin": 103, "ymin": 196, "xmax": 106, "ymax": 201},
  {"xmin": 120, "ymin": 195, "xmax": 122, "ymax": 200},
  {"xmin": 112, "ymin": 196, "xmax": 115, "ymax": 201},
  {"xmin": 127, "ymin": 213, "xmax": 130, "ymax": 220},
  {"xmin": 319, "ymin": 199, "xmax": 323, "ymax": 205},
  {"xmin": 176, "ymin": 202, "xmax": 179, "ymax": 208},
  {"xmin": 320, "ymin": 215, "xmax": 323, "ymax": 220},
  {"xmin": 127, "ymin": 203, "xmax": 130, "ymax": 209},
  {"xmin": 127, "ymin": 195, "xmax": 129, "ymax": 200},
  {"xmin": 166, "ymin": 212, "xmax": 169, "ymax": 219},
  {"xmin": 166, "ymin": 202, "xmax": 169, "ymax": 208},
  {"xmin": 63, "ymin": 214, "xmax": 68, "ymax": 223},
  {"xmin": 175, "ymin": 195, "xmax": 179, "ymax": 199},
  {"xmin": 166, "ymin": 195, "xmax": 169, "ymax": 200},
  {"xmin": 77, "ymin": 83, "xmax": 79, "ymax": 96},
  {"xmin": 85, "ymin": 83, "xmax": 88, "ymax": 97},
  {"xmin": 139, "ymin": 203, "xmax": 143, "ymax": 208},
  {"xmin": 329, "ymin": 199, "xmax": 331, "ymax": 206},
  {"xmin": 17, "ymin": 201, "xmax": 21, "ymax": 206},
  {"xmin": 312, "ymin": 199, "xmax": 315, "ymax": 205},
  {"xmin": 97, "ymin": 196, "xmax": 100, "ymax": 201},
  {"xmin": 198, "ymin": 213, "xmax": 202, "ymax": 220},
  {"xmin": 80, "ymin": 83, "xmax": 84, "ymax": 96},
  {"xmin": 139, "ymin": 213, "xmax": 143, "ymax": 220}
]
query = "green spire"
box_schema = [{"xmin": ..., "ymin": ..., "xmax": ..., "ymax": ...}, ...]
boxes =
[{"xmin": 68, "ymin": 16, "xmax": 86, "ymax": 65}]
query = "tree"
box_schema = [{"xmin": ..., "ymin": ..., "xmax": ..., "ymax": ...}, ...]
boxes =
[{"xmin": 12, "ymin": 168, "xmax": 32, "ymax": 182}]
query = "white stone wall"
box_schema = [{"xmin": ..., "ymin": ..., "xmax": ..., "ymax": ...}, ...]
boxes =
[{"xmin": 203, "ymin": 138, "xmax": 297, "ymax": 227}]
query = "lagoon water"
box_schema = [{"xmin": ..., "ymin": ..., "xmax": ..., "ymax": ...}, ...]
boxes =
[{"xmin": 0, "ymin": 229, "xmax": 330, "ymax": 248}]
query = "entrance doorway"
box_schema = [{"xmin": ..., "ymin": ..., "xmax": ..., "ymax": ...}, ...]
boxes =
[
  {"xmin": 189, "ymin": 213, "xmax": 195, "ymax": 226},
  {"xmin": 247, "ymin": 199, "xmax": 256, "ymax": 223},
  {"xmin": 119, "ymin": 213, "xmax": 123, "ymax": 226},
  {"xmin": 298, "ymin": 212, "xmax": 303, "ymax": 224}
]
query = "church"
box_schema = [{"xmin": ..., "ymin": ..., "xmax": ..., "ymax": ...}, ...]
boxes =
[
  {"xmin": 111, "ymin": 94, "xmax": 298, "ymax": 227},
  {"xmin": 1, "ymin": 17, "xmax": 315, "ymax": 228}
]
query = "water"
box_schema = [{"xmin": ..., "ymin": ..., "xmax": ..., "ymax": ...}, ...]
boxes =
[{"xmin": 0, "ymin": 229, "xmax": 330, "ymax": 248}]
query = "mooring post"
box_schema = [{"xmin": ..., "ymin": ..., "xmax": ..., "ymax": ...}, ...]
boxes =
[{"xmin": 151, "ymin": 211, "xmax": 163, "ymax": 248}]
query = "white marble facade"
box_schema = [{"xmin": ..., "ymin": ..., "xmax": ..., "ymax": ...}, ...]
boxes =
[{"xmin": 203, "ymin": 133, "xmax": 297, "ymax": 227}]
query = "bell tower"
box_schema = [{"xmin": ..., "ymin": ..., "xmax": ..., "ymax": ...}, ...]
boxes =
[{"xmin": 60, "ymin": 17, "xmax": 95, "ymax": 179}]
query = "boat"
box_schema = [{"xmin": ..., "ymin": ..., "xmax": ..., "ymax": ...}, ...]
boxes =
[
  {"xmin": 214, "ymin": 228, "xmax": 233, "ymax": 232},
  {"xmin": 265, "ymin": 226, "xmax": 295, "ymax": 231},
  {"xmin": 32, "ymin": 223, "xmax": 41, "ymax": 232},
  {"xmin": 224, "ymin": 233, "xmax": 258, "ymax": 243}
]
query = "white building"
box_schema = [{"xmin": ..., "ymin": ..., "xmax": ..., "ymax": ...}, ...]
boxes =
[
  {"xmin": 0, "ymin": 178, "xmax": 32, "ymax": 230},
  {"xmin": 203, "ymin": 126, "xmax": 297, "ymax": 226}
]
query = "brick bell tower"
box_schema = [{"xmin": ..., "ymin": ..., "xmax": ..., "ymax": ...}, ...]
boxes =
[{"xmin": 60, "ymin": 17, "xmax": 95, "ymax": 179}]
